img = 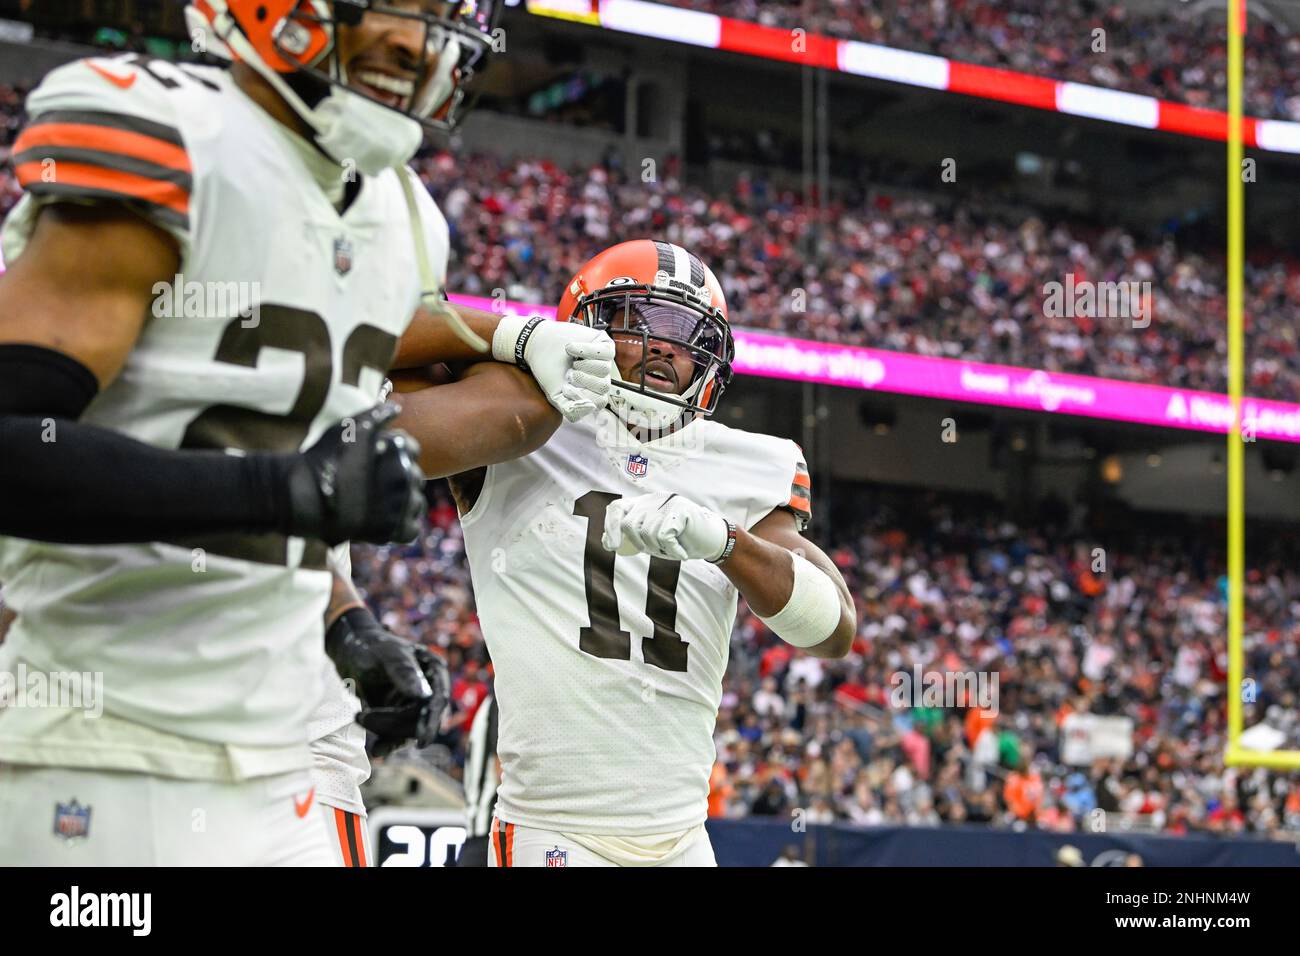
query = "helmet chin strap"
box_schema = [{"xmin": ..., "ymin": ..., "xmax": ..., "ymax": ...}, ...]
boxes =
[
  {"xmin": 606, "ymin": 367, "xmax": 696, "ymax": 433},
  {"xmin": 312, "ymin": 88, "xmax": 422, "ymax": 175},
  {"xmin": 397, "ymin": 167, "xmax": 488, "ymax": 352}
]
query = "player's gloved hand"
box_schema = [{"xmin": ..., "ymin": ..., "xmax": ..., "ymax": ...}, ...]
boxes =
[
  {"xmin": 492, "ymin": 315, "xmax": 615, "ymax": 422},
  {"xmin": 325, "ymin": 607, "xmax": 451, "ymax": 757},
  {"xmin": 278, "ymin": 403, "xmax": 426, "ymax": 546},
  {"xmin": 602, "ymin": 492, "xmax": 730, "ymax": 562}
]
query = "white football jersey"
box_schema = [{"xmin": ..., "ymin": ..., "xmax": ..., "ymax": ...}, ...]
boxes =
[
  {"xmin": 0, "ymin": 55, "xmax": 448, "ymax": 777},
  {"xmin": 460, "ymin": 408, "xmax": 811, "ymax": 835}
]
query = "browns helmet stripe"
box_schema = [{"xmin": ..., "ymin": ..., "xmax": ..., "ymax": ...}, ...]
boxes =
[
  {"xmin": 652, "ymin": 239, "xmax": 675, "ymax": 278},
  {"xmin": 688, "ymin": 251, "xmax": 705, "ymax": 287},
  {"xmin": 653, "ymin": 239, "xmax": 698, "ymax": 283},
  {"xmin": 670, "ymin": 243, "xmax": 690, "ymax": 282}
]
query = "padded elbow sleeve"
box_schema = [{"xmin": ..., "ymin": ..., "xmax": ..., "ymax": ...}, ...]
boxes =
[{"xmin": 759, "ymin": 552, "xmax": 842, "ymax": 648}]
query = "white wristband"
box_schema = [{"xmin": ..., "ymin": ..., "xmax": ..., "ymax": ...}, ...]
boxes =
[
  {"xmin": 491, "ymin": 314, "xmax": 529, "ymax": 365},
  {"xmin": 758, "ymin": 552, "xmax": 842, "ymax": 648}
]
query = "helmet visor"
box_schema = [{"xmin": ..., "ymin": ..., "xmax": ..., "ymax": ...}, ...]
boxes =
[{"xmin": 579, "ymin": 287, "xmax": 734, "ymax": 416}]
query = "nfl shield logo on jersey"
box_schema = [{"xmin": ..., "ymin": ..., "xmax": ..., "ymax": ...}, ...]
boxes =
[
  {"xmin": 545, "ymin": 846, "xmax": 568, "ymax": 868},
  {"xmin": 53, "ymin": 799, "xmax": 91, "ymax": 841},
  {"xmin": 626, "ymin": 454, "xmax": 649, "ymax": 478},
  {"xmin": 333, "ymin": 236, "xmax": 353, "ymax": 276}
]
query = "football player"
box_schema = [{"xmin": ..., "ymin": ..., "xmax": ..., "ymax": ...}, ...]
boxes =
[
  {"xmin": 435, "ymin": 240, "xmax": 857, "ymax": 866},
  {"xmin": 307, "ymin": 344, "xmax": 588, "ymax": 866},
  {"xmin": 0, "ymin": 1, "xmax": 613, "ymax": 865}
]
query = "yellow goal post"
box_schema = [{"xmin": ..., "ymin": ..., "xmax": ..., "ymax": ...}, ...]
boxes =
[{"xmin": 1223, "ymin": 0, "xmax": 1300, "ymax": 770}]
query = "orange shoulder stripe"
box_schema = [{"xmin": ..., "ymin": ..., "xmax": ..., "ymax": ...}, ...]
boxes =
[
  {"xmin": 15, "ymin": 160, "xmax": 189, "ymax": 216},
  {"xmin": 15, "ymin": 122, "xmax": 190, "ymax": 173}
]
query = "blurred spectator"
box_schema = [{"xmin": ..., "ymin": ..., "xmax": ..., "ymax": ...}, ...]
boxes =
[
  {"xmin": 1004, "ymin": 758, "xmax": 1045, "ymax": 825},
  {"xmin": 770, "ymin": 844, "xmax": 811, "ymax": 866}
]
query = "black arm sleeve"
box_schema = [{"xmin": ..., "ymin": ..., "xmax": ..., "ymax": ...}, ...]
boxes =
[
  {"xmin": 0, "ymin": 344, "xmax": 291, "ymax": 544},
  {"xmin": 0, "ymin": 414, "xmax": 292, "ymax": 544}
]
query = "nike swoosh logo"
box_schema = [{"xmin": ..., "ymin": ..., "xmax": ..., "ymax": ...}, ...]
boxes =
[
  {"xmin": 86, "ymin": 62, "xmax": 137, "ymax": 89},
  {"xmin": 294, "ymin": 788, "xmax": 315, "ymax": 818}
]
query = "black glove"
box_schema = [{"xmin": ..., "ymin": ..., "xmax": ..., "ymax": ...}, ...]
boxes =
[
  {"xmin": 326, "ymin": 607, "xmax": 451, "ymax": 756},
  {"xmin": 279, "ymin": 403, "xmax": 426, "ymax": 546}
]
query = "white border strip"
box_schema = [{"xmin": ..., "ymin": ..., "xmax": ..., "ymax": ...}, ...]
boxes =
[
  {"xmin": 598, "ymin": 0, "xmax": 721, "ymax": 48},
  {"xmin": 1057, "ymin": 83, "xmax": 1159, "ymax": 129},
  {"xmin": 838, "ymin": 40, "xmax": 949, "ymax": 90}
]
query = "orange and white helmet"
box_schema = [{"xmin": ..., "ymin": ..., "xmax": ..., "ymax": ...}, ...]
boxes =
[
  {"xmin": 559, "ymin": 240, "xmax": 734, "ymax": 427},
  {"xmin": 186, "ymin": 2, "xmax": 500, "ymax": 172}
]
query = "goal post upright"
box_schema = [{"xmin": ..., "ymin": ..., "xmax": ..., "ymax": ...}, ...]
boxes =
[
  {"xmin": 1217, "ymin": 0, "xmax": 1300, "ymax": 769},
  {"xmin": 1224, "ymin": 0, "xmax": 1245, "ymax": 765}
]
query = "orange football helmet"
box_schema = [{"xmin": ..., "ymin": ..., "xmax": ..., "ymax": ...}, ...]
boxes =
[
  {"xmin": 187, "ymin": 1, "xmax": 500, "ymax": 133},
  {"xmin": 558, "ymin": 240, "xmax": 735, "ymax": 421}
]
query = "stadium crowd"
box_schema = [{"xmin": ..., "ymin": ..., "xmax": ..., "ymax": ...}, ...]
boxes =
[
  {"xmin": 353, "ymin": 486, "xmax": 1300, "ymax": 840},
  {"xmin": 416, "ymin": 148, "xmax": 1300, "ymax": 402},
  {"xmin": 5, "ymin": 85, "xmax": 1300, "ymax": 403},
  {"xmin": 651, "ymin": 0, "xmax": 1300, "ymax": 121}
]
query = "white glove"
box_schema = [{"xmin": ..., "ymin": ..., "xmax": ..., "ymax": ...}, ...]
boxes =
[
  {"xmin": 493, "ymin": 316, "xmax": 615, "ymax": 422},
  {"xmin": 602, "ymin": 492, "xmax": 730, "ymax": 562}
]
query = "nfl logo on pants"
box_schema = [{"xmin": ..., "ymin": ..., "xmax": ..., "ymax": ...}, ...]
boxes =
[{"xmin": 545, "ymin": 846, "xmax": 568, "ymax": 868}]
